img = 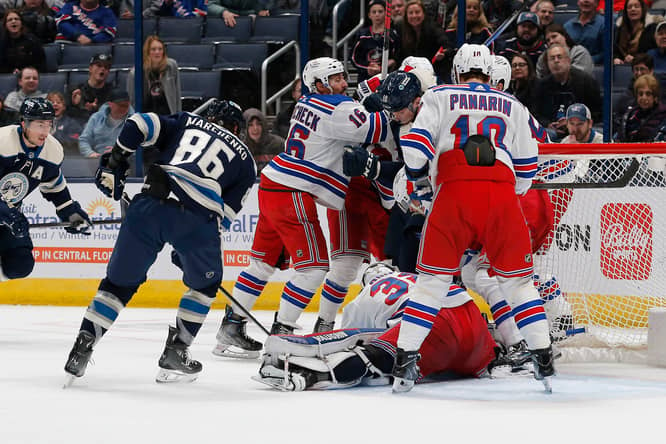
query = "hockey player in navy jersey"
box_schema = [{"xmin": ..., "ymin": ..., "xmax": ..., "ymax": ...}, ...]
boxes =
[
  {"xmin": 0, "ymin": 98, "xmax": 92, "ymax": 282},
  {"xmin": 212, "ymin": 57, "xmax": 391, "ymax": 359},
  {"xmin": 64, "ymin": 100, "xmax": 256, "ymax": 384}
]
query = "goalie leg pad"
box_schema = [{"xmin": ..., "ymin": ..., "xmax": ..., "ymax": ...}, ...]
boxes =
[{"xmin": 264, "ymin": 328, "xmax": 386, "ymax": 358}]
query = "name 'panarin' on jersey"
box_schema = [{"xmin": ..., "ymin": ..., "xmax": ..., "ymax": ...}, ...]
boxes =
[{"xmin": 262, "ymin": 93, "xmax": 389, "ymax": 210}]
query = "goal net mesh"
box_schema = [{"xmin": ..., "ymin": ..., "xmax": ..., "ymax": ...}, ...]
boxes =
[{"xmin": 533, "ymin": 143, "xmax": 666, "ymax": 361}]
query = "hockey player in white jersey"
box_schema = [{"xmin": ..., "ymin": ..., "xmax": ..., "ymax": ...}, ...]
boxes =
[
  {"xmin": 392, "ymin": 44, "xmax": 554, "ymax": 393},
  {"xmin": 1, "ymin": 98, "xmax": 92, "ymax": 282},
  {"xmin": 213, "ymin": 57, "xmax": 390, "ymax": 358}
]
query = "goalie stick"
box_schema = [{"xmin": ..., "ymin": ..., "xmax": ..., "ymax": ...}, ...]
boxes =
[{"xmin": 531, "ymin": 158, "xmax": 640, "ymax": 190}]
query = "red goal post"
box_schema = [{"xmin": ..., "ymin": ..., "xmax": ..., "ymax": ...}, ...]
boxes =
[{"xmin": 529, "ymin": 142, "xmax": 666, "ymax": 362}]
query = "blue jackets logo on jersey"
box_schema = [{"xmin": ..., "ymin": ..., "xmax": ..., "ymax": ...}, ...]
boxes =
[{"xmin": 0, "ymin": 172, "xmax": 30, "ymax": 204}]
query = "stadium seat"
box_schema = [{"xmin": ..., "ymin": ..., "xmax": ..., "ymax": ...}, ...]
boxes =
[
  {"xmin": 59, "ymin": 44, "xmax": 112, "ymax": 71},
  {"xmin": 179, "ymin": 70, "xmax": 222, "ymax": 101},
  {"xmin": 112, "ymin": 44, "xmax": 137, "ymax": 70},
  {"xmin": 613, "ymin": 64, "xmax": 633, "ymax": 89},
  {"xmin": 116, "ymin": 70, "xmax": 129, "ymax": 90},
  {"xmin": 0, "ymin": 73, "xmax": 17, "ymax": 99},
  {"xmin": 202, "ymin": 16, "xmax": 252, "ymax": 43},
  {"xmin": 249, "ymin": 15, "xmax": 299, "ymax": 44},
  {"xmin": 552, "ymin": 10, "xmax": 578, "ymax": 25},
  {"xmin": 67, "ymin": 71, "xmax": 91, "ymax": 91},
  {"xmin": 40, "ymin": 72, "xmax": 68, "ymax": 95},
  {"xmin": 44, "ymin": 44, "xmax": 61, "ymax": 73},
  {"xmin": 213, "ymin": 43, "xmax": 268, "ymax": 74},
  {"xmin": 165, "ymin": 43, "xmax": 215, "ymax": 70},
  {"xmin": 116, "ymin": 18, "xmax": 158, "ymax": 43},
  {"xmin": 61, "ymin": 157, "xmax": 100, "ymax": 177},
  {"xmin": 158, "ymin": 17, "xmax": 203, "ymax": 44}
]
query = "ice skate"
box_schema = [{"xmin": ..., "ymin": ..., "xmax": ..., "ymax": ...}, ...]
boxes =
[
  {"xmin": 312, "ymin": 317, "xmax": 335, "ymax": 334},
  {"xmin": 63, "ymin": 331, "xmax": 95, "ymax": 387},
  {"xmin": 156, "ymin": 326, "xmax": 202, "ymax": 383},
  {"xmin": 270, "ymin": 313, "xmax": 295, "ymax": 335},
  {"xmin": 531, "ymin": 346, "xmax": 555, "ymax": 393},
  {"xmin": 391, "ymin": 348, "xmax": 420, "ymax": 393},
  {"xmin": 252, "ymin": 361, "xmax": 312, "ymax": 391},
  {"xmin": 212, "ymin": 305, "xmax": 262, "ymax": 359},
  {"xmin": 488, "ymin": 340, "xmax": 533, "ymax": 377}
]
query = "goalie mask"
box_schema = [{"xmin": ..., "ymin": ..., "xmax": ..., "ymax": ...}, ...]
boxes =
[
  {"xmin": 302, "ymin": 57, "xmax": 345, "ymax": 94},
  {"xmin": 451, "ymin": 43, "xmax": 492, "ymax": 84},
  {"xmin": 362, "ymin": 262, "xmax": 397, "ymax": 286},
  {"xmin": 490, "ymin": 55, "xmax": 511, "ymax": 91}
]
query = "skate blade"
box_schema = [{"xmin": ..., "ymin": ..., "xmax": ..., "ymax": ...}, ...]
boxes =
[
  {"xmin": 63, "ymin": 374, "xmax": 78, "ymax": 389},
  {"xmin": 391, "ymin": 377, "xmax": 415, "ymax": 393},
  {"xmin": 155, "ymin": 368, "xmax": 199, "ymax": 384},
  {"xmin": 212, "ymin": 344, "xmax": 260, "ymax": 359},
  {"xmin": 251, "ymin": 375, "xmax": 295, "ymax": 391}
]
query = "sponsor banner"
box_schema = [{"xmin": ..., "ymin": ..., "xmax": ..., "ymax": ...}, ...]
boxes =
[
  {"xmin": 535, "ymin": 187, "xmax": 665, "ymax": 298},
  {"xmin": 24, "ymin": 182, "xmax": 330, "ymax": 281}
]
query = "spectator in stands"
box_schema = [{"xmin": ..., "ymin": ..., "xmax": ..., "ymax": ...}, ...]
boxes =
[
  {"xmin": 614, "ymin": 0, "xmax": 664, "ymax": 65},
  {"xmin": 19, "ymin": 0, "xmax": 57, "ymax": 44},
  {"xmin": 3, "ymin": 66, "xmax": 46, "ymax": 112},
  {"xmin": 499, "ymin": 12, "xmax": 546, "ymax": 68},
  {"xmin": 106, "ymin": 0, "xmax": 134, "ymax": 18},
  {"xmin": 484, "ymin": 0, "xmax": 522, "ymax": 33},
  {"xmin": 563, "ymin": 0, "xmax": 605, "ymax": 64},
  {"xmin": 127, "ymin": 35, "xmax": 182, "ymax": 114},
  {"xmin": 47, "ymin": 91, "xmax": 84, "ymax": 155},
  {"xmin": 351, "ymin": 0, "xmax": 401, "ymax": 82},
  {"xmin": 507, "ymin": 52, "xmax": 537, "ymax": 112},
  {"xmin": 0, "ymin": 10, "xmax": 46, "ymax": 74},
  {"xmin": 243, "ymin": 107, "xmax": 284, "ymax": 175},
  {"xmin": 648, "ymin": 21, "xmax": 666, "ymax": 73},
  {"xmin": 400, "ymin": 0, "xmax": 449, "ymax": 77},
  {"xmin": 68, "ymin": 53, "xmax": 114, "ymax": 119},
  {"xmin": 275, "ymin": 78, "xmax": 301, "ymax": 138},
  {"xmin": 207, "ymin": 0, "xmax": 269, "ymax": 26},
  {"xmin": 614, "ymin": 53, "xmax": 655, "ymax": 116},
  {"xmin": 393, "ymin": 0, "xmax": 406, "ymax": 26},
  {"xmin": 532, "ymin": 43, "xmax": 602, "ymax": 140},
  {"xmin": 446, "ymin": 0, "xmax": 494, "ymax": 52},
  {"xmin": 617, "ymin": 74, "xmax": 666, "ymax": 142},
  {"xmin": 143, "ymin": 0, "xmax": 207, "ymax": 17},
  {"xmin": 533, "ymin": 0, "xmax": 555, "ymax": 33},
  {"xmin": 78, "ymin": 88, "xmax": 134, "ymax": 158},
  {"xmin": 560, "ymin": 103, "xmax": 603, "ymax": 143},
  {"xmin": 55, "ymin": 0, "xmax": 117, "ymax": 44},
  {"xmin": 536, "ymin": 23, "xmax": 593, "ymax": 79}
]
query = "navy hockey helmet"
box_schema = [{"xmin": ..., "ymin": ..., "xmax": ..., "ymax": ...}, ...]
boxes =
[
  {"xmin": 205, "ymin": 99, "xmax": 245, "ymax": 133},
  {"xmin": 20, "ymin": 97, "xmax": 55, "ymax": 122},
  {"xmin": 376, "ymin": 71, "xmax": 422, "ymax": 112}
]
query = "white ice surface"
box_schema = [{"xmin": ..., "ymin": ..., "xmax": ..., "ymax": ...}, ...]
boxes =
[{"xmin": 3, "ymin": 305, "xmax": 666, "ymax": 444}]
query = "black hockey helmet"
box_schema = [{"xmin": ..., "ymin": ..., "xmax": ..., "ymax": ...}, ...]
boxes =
[
  {"xmin": 376, "ymin": 71, "xmax": 422, "ymax": 112},
  {"xmin": 205, "ymin": 99, "xmax": 245, "ymax": 134},
  {"xmin": 20, "ymin": 97, "xmax": 55, "ymax": 122}
]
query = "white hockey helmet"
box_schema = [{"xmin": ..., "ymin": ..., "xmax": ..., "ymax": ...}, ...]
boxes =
[
  {"xmin": 490, "ymin": 55, "xmax": 511, "ymax": 91},
  {"xmin": 451, "ymin": 43, "xmax": 493, "ymax": 84},
  {"xmin": 302, "ymin": 57, "xmax": 345, "ymax": 94},
  {"xmin": 399, "ymin": 56, "xmax": 435, "ymax": 76},
  {"xmin": 362, "ymin": 262, "xmax": 397, "ymax": 286}
]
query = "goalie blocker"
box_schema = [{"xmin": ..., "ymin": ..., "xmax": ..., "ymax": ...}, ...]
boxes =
[{"xmin": 254, "ymin": 299, "xmax": 497, "ymax": 391}]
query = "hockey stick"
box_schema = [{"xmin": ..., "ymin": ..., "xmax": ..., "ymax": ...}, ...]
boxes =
[
  {"xmin": 218, "ymin": 284, "xmax": 271, "ymax": 336},
  {"xmin": 32, "ymin": 193, "xmax": 131, "ymax": 229},
  {"xmin": 380, "ymin": 0, "xmax": 392, "ymax": 80},
  {"xmin": 531, "ymin": 158, "xmax": 640, "ymax": 190}
]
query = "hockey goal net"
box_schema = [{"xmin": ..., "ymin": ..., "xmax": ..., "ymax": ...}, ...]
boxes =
[{"xmin": 534, "ymin": 143, "xmax": 666, "ymax": 362}]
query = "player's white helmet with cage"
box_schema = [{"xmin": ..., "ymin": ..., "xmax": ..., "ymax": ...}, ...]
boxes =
[
  {"xmin": 302, "ymin": 57, "xmax": 345, "ymax": 94},
  {"xmin": 362, "ymin": 262, "xmax": 397, "ymax": 286},
  {"xmin": 490, "ymin": 55, "xmax": 511, "ymax": 91},
  {"xmin": 451, "ymin": 43, "xmax": 493, "ymax": 84}
]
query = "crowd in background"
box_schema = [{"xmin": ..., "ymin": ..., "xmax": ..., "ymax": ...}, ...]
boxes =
[{"xmin": 0, "ymin": 0, "xmax": 665, "ymax": 173}]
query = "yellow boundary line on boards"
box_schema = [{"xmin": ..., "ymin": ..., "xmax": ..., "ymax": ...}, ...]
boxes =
[{"xmin": 1, "ymin": 279, "xmax": 493, "ymax": 317}]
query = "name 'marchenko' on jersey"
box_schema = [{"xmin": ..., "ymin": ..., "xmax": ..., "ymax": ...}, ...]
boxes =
[
  {"xmin": 291, "ymin": 104, "xmax": 321, "ymax": 131},
  {"xmin": 449, "ymin": 92, "xmax": 512, "ymax": 117},
  {"xmin": 185, "ymin": 115, "xmax": 249, "ymax": 160}
]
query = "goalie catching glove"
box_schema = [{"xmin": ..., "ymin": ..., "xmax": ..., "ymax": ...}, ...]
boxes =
[
  {"xmin": 56, "ymin": 201, "xmax": 93, "ymax": 235},
  {"xmin": 0, "ymin": 200, "xmax": 29, "ymax": 238},
  {"xmin": 343, "ymin": 145, "xmax": 381, "ymax": 180},
  {"xmin": 95, "ymin": 146, "xmax": 130, "ymax": 201}
]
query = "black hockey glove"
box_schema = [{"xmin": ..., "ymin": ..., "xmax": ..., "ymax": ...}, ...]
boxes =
[
  {"xmin": 95, "ymin": 148, "xmax": 130, "ymax": 201},
  {"xmin": 361, "ymin": 93, "xmax": 384, "ymax": 113},
  {"xmin": 343, "ymin": 145, "xmax": 381, "ymax": 180},
  {"xmin": 0, "ymin": 200, "xmax": 29, "ymax": 238},
  {"xmin": 57, "ymin": 201, "xmax": 93, "ymax": 235}
]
